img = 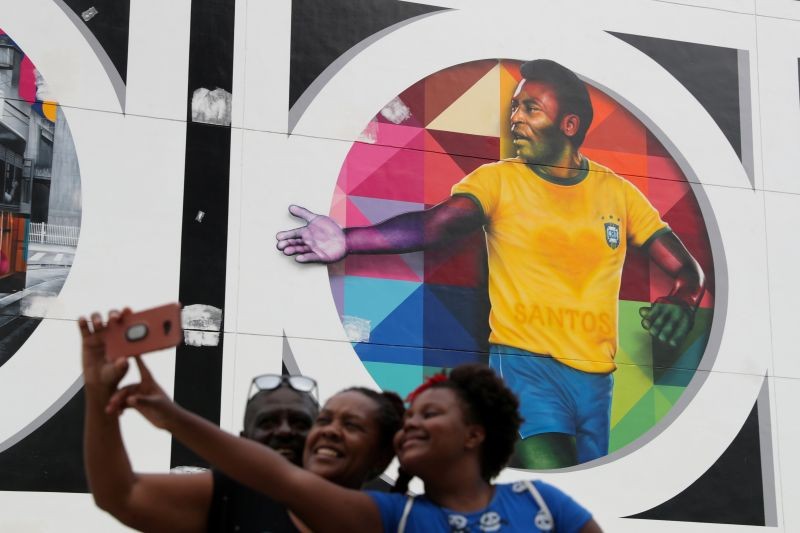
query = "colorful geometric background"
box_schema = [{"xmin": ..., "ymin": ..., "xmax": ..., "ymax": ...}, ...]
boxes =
[
  {"xmin": 0, "ymin": 29, "xmax": 58, "ymax": 122},
  {"xmin": 328, "ymin": 59, "xmax": 715, "ymax": 459}
]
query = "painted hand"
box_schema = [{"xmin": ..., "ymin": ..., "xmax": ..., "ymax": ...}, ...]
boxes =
[
  {"xmin": 106, "ymin": 356, "xmax": 175, "ymax": 430},
  {"xmin": 639, "ymin": 297, "xmax": 694, "ymax": 348},
  {"xmin": 275, "ymin": 205, "xmax": 346, "ymax": 263},
  {"xmin": 79, "ymin": 309, "xmax": 132, "ymax": 394}
]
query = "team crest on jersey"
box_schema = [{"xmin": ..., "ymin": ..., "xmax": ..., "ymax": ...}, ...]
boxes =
[{"xmin": 604, "ymin": 222, "xmax": 620, "ymax": 249}]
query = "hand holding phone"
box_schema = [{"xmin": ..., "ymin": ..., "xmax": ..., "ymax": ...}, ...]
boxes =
[{"xmin": 105, "ymin": 303, "xmax": 183, "ymax": 360}]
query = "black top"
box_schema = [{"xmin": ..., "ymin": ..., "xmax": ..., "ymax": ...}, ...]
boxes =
[{"xmin": 207, "ymin": 469, "xmax": 299, "ymax": 533}]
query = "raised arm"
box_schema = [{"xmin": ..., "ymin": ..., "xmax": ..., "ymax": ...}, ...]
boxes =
[
  {"xmin": 81, "ymin": 312, "xmax": 212, "ymax": 532},
  {"xmin": 276, "ymin": 195, "xmax": 484, "ymax": 263},
  {"xmin": 639, "ymin": 232, "xmax": 706, "ymax": 347},
  {"xmin": 581, "ymin": 518, "xmax": 604, "ymax": 533},
  {"xmin": 111, "ymin": 357, "xmax": 383, "ymax": 533}
]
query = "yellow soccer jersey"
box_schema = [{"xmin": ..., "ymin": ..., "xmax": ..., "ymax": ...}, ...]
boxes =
[{"xmin": 451, "ymin": 157, "xmax": 670, "ymax": 373}]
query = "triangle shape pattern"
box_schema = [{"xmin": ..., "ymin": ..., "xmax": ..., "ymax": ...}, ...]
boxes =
[
  {"xmin": 610, "ymin": 388, "xmax": 656, "ymax": 451},
  {"xmin": 423, "ymin": 284, "xmax": 490, "ymax": 352},
  {"xmin": 424, "ymin": 59, "xmax": 498, "ymax": 125},
  {"xmin": 377, "ymin": 80, "xmax": 426, "ymax": 128},
  {"xmin": 289, "ymin": 0, "xmax": 444, "ymax": 107},
  {"xmin": 343, "ymin": 276, "xmax": 421, "ymax": 332},
  {"xmin": 421, "ymin": 347, "xmax": 487, "ymax": 370},
  {"xmin": 423, "ymin": 131, "xmax": 471, "ymax": 204},
  {"xmin": 349, "ymin": 141, "xmax": 425, "ymax": 202},
  {"xmin": 345, "ymin": 254, "xmax": 422, "ymax": 282},
  {"xmin": 357, "ymin": 342, "xmax": 424, "ymax": 365},
  {"xmin": 610, "ymin": 358, "xmax": 653, "ymax": 427},
  {"xmin": 367, "ymin": 284, "xmax": 424, "ymax": 346},
  {"xmin": 626, "ymin": 398, "xmax": 767, "ymax": 525},
  {"xmin": 349, "ymin": 195, "xmax": 423, "ymax": 224},
  {"xmin": 427, "ymin": 64, "xmax": 502, "ymax": 138},
  {"xmin": 344, "ymin": 143, "xmax": 404, "ymax": 194}
]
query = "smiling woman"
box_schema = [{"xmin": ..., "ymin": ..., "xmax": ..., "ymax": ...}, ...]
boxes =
[
  {"xmin": 80, "ymin": 310, "xmax": 403, "ymax": 533},
  {"xmin": 107, "ymin": 341, "xmax": 603, "ymax": 532},
  {"xmin": 303, "ymin": 388, "xmax": 402, "ymax": 489},
  {"xmin": 369, "ymin": 365, "xmax": 602, "ymax": 532}
]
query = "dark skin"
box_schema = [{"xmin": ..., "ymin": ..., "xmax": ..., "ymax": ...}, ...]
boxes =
[
  {"xmin": 110, "ymin": 367, "xmax": 604, "ymax": 532},
  {"xmin": 103, "ymin": 354, "xmax": 385, "ymax": 533},
  {"xmin": 244, "ymin": 388, "xmax": 317, "ymax": 465},
  {"xmin": 81, "ymin": 310, "xmax": 318, "ymax": 532},
  {"xmin": 277, "ymin": 78, "xmax": 705, "ymax": 470}
]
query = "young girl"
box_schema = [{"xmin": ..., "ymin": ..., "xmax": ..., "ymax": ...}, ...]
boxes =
[{"xmin": 106, "ymin": 336, "xmax": 601, "ymax": 532}]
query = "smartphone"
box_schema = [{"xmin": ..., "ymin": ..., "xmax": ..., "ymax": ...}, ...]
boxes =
[{"xmin": 105, "ymin": 303, "xmax": 183, "ymax": 360}]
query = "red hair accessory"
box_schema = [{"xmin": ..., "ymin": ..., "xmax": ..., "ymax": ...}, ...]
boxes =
[{"xmin": 406, "ymin": 373, "xmax": 448, "ymax": 403}]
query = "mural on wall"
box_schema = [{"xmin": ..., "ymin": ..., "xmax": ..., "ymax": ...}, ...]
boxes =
[
  {"xmin": 2, "ymin": 1, "xmax": 797, "ymax": 530},
  {"xmin": 0, "ymin": 28, "xmax": 81, "ymax": 367},
  {"xmin": 277, "ymin": 58, "xmax": 715, "ymax": 469}
]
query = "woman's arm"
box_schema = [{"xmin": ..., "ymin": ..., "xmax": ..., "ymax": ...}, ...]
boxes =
[
  {"xmin": 113, "ymin": 356, "xmax": 384, "ymax": 533},
  {"xmin": 580, "ymin": 518, "xmax": 604, "ymax": 533},
  {"xmin": 81, "ymin": 312, "xmax": 213, "ymax": 532}
]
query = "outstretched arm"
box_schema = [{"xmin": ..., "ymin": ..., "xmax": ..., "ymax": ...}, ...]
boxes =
[
  {"xmin": 81, "ymin": 312, "xmax": 213, "ymax": 532},
  {"xmin": 110, "ymin": 358, "xmax": 383, "ymax": 533},
  {"xmin": 276, "ymin": 195, "xmax": 484, "ymax": 263},
  {"xmin": 639, "ymin": 232, "xmax": 706, "ymax": 347}
]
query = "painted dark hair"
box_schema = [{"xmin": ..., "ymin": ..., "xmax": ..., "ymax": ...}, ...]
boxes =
[{"xmin": 520, "ymin": 59, "xmax": 594, "ymax": 147}]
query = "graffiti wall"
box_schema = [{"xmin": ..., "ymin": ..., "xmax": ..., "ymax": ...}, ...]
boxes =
[{"xmin": 0, "ymin": 0, "xmax": 799, "ymax": 530}]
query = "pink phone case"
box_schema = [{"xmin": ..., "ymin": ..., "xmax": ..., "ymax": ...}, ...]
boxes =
[{"xmin": 105, "ymin": 303, "xmax": 183, "ymax": 360}]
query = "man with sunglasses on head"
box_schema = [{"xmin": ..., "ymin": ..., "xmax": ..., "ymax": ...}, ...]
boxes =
[
  {"xmin": 207, "ymin": 374, "xmax": 319, "ymax": 531},
  {"xmin": 82, "ymin": 309, "xmax": 319, "ymax": 532}
]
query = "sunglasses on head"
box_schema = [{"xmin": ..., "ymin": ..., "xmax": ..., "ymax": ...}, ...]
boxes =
[{"xmin": 248, "ymin": 374, "xmax": 319, "ymax": 404}]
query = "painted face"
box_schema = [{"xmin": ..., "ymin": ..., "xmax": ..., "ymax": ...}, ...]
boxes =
[
  {"xmin": 242, "ymin": 387, "xmax": 316, "ymax": 466},
  {"xmin": 509, "ymin": 79, "xmax": 569, "ymax": 165},
  {"xmin": 394, "ymin": 387, "xmax": 476, "ymax": 478},
  {"xmin": 302, "ymin": 391, "xmax": 386, "ymax": 488}
]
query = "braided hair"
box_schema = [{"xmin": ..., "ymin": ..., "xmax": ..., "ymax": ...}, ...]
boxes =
[{"xmin": 343, "ymin": 387, "xmax": 405, "ymax": 480}]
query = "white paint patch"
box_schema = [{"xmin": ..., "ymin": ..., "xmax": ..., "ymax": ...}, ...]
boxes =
[
  {"xmin": 357, "ymin": 119, "xmax": 379, "ymax": 143},
  {"xmin": 342, "ymin": 315, "xmax": 370, "ymax": 342},
  {"xmin": 34, "ymin": 69, "xmax": 55, "ymax": 102},
  {"xmin": 184, "ymin": 330, "xmax": 220, "ymax": 347},
  {"xmin": 182, "ymin": 304, "xmax": 222, "ymax": 331},
  {"xmin": 81, "ymin": 6, "xmax": 99, "ymax": 22},
  {"xmin": 170, "ymin": 465, "xmax": 208, "ymax": 474},
  {"xmin": 380, "ymin": 96, "xmax": 412, "ymax": 124},
  {"xmin": 19, "ymin": 294, "xmax": 58, "ymax": 318},
  {"xmin": 29, "ymin": 252, "xmax": 45, "ymax": 261},
  {"xmin": 181, "ymin": 304, "xmax": 222, "ymax": 347},
  {"xmin": 191, "ymin": 87, "xmax": 232, "ymax": 126},
  {"xmin": 195, "ymin": 210, "xmax": 205, "ymax": 223}
]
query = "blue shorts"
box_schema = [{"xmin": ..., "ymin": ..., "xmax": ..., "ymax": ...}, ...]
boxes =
[{"xmin": 489, "ymin": 344, "xmax": 613, "ymax": 464}]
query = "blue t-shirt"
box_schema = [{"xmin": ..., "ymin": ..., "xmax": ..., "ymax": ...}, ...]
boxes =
[{"xmin": 368, "ymin": 481, "xmax": 592, "ymax": 533}]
